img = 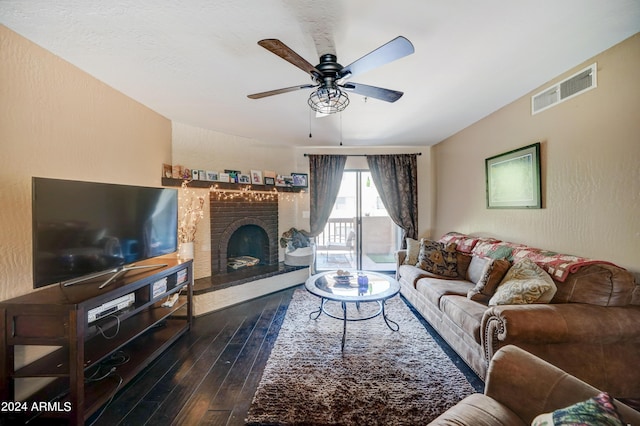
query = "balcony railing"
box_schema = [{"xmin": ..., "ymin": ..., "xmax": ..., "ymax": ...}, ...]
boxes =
[{"xmin": 315, "ymin": 218, "xmax": 355, "ymax": 249}]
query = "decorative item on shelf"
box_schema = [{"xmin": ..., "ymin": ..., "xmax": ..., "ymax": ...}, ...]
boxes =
[
  {"xmin": 291, "ymin": 173, "xmax": 308, "ymax": 187},
  {"xmin": 171, "ymin": 165, "xmax": 182, "ymax": 179},
  {"xmin": 264, "ymin": 176, "xmax": 275, "ymax": 185},
  {"xmin": 163, "ymin": 164, "xmax": 172, "ymax": 178},
  {"xmin": 225, "ymin": 169, "xmax": 241, "ymax": 183},
  {"xmin": 238, "ymin": 173, "xmax": 251, "ymax": 184},
  {"xmin": 178, "ymin": 180, "xmax": 205, "ymax": 258},
  {"xmin": 251, "ymin": 170, "xmax": 263, "ymax": 185},
  {"xmin": 206, "ymin": 170, "xmax": 218, "ymax": 181}
]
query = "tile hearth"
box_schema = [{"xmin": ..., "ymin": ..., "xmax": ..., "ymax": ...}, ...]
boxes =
[{"xmin": 193, "ymin": 262, "xmax": 308, "ymax": 295}]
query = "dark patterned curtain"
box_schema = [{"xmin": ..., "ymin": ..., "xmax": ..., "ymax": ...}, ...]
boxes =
[
  {"xmin": 366, "ymin": 154, "xmax": 418, "ymax": 248},
  {"xmin": 308, "ymin": 155, "xmax": 347, "ymax": 236}
]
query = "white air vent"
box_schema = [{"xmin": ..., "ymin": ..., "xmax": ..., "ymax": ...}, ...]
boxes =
[{"xmin": 532, "ymin": 63, "xmax": 597, "ymax": 115}]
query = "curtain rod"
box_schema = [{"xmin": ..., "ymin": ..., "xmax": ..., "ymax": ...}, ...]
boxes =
[{"xmin": 303, "ymin": 153, "xmax": 421, "ymax": 157}]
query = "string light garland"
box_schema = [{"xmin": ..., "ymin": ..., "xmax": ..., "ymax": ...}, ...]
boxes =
[
  {"xmin": 178, "ymin": 181, "xmax": 205, "ymax": 243},
  {"xmin": 209, "ymin": 184, "xmax": 306, "ymax": 203}
]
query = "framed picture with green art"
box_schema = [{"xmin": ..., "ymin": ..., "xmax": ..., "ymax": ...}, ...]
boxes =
[{"xmin": 485, "ymin": 142, "xmax": 541, "ymax": 209}]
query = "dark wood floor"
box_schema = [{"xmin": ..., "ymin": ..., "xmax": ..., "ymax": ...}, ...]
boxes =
[
  {"xmin": 80, "ymin": 284, "xmax": 482, "ymax": 426},
  {"xmin": 90, "ymin": 286, "xmax": 297, "ymax": 426}
]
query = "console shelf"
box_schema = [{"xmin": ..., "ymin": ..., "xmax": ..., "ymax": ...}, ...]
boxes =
[{"xmin": 0, "ymin": 256, "xmax": 193, "ymax": 425}]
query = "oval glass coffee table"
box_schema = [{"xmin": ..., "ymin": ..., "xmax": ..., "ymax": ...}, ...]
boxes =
[{"xmin": 304, "ymin": 270, "xmax": 400, "ymax": 351}]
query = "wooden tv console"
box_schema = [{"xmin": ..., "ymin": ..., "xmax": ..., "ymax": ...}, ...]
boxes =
[{"xmin": 0, "ymin": 256, "xmax": 192, "ymax": 425}]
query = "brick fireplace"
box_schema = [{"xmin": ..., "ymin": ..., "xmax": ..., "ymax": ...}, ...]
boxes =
[{"xmin": 210, "ymin": 194, "xmax": 279, "ymax": 278}]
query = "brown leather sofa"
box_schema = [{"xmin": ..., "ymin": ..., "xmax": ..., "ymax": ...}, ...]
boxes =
[
  {"xmin": 428, "ymin": 345, "xmax": 640, "ymax": 425},
  {"xmin": 397, "ymin": 232, "xmax": 640, "ymax": 400}
]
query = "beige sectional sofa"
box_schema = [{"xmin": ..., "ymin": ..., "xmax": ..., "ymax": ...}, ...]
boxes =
[
  {"xmin": 428, "ymin": 345, "xmax": 640, "ymax": 425},
  {"xmin": 397, "ymin": 232, "xmax": 640, "ymax": 400}
]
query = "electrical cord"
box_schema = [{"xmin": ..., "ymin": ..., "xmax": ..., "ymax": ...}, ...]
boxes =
[
  {"xmin": 95, "ymin": 314, "xmax": 121, "ymax": 339},
  {"xmin": 25, "ymin": 350, "xmax": 127, "ymax": 424},
  {"xmin": 87, "ymin": 373, "xmax": 123, "ymax": 426}
]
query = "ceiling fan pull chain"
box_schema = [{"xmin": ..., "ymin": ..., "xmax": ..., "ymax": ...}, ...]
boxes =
[{"xmin": 339, "ymin": 112, "xmax": 343, "ymax": 146}]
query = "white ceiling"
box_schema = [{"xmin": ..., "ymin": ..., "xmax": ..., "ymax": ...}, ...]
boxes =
[{"xmin": 2, "ymin": 1, "xmax": 639, "ymax": 147}]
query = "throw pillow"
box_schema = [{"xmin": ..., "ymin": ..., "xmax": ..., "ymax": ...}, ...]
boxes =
[
  {"xmin": 457, "ymin": 252, "xmax": 473, "ymax": 280},
  {"xmin": 489, "ymin": 258, "xmax": 557, "ymax": 306},
  {"xmin": 531, "ymin": 392, "xmax": 625, "ymax": 426},
  {"xmin": 416, "ymin": 239, "xmax": 459, "ymax": 278},
  {"xmin": 403, "ymin": 238, "xmax": 421, "ymax": 265},
  {"xmin": 467, "ymin": 256, "xmax": 511, "ymax": 303}
]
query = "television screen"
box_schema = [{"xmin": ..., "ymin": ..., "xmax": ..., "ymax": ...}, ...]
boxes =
[{"xmin": 32, "ymin": 177, "xmax": 178, "ymax": 288}]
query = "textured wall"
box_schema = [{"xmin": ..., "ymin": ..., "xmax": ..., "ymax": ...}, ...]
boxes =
[
  {"xmin": 0, "ymin": 26, "xmax": 172, "ymax": 301},
  {"xmin": 433, "ymin": 33, "xmax": 640, "ymax": 273}
]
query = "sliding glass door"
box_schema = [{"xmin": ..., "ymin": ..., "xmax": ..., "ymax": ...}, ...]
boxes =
[{"xmin": 315, "ymin": 170, "xmax": 400, "ymax": 272}]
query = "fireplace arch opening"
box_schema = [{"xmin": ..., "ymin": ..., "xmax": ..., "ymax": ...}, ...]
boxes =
[{"xmin": 226, "ymin": 224, "xmax": 268, "ymax": 271}]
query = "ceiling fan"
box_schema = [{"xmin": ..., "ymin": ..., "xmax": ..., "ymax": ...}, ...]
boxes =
[{"xmin": 247, "ymin": 36, "xmax": 415, "ymax": 114}]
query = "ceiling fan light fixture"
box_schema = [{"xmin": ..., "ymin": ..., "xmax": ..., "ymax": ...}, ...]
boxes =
[{"xmin": 308, "ymin": 86, "xmax": 349, "ymax": 114}]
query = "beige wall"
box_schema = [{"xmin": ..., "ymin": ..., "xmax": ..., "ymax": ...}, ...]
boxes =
[
  {"xmin": 433, "ymin": 33, "xmax": 640, "ymax": 273},
  {"xmin": 171, "ymin": 122, "xmax": 310, "ymax": 279},
  {"xmin": 0, "ymin": 26, "xmax": 172, "ymax": 301}
]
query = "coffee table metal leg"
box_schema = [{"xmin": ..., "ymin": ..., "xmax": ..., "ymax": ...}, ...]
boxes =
[
  {"xmin": 341, "ymin": 301, "xmax": 347, "ymax": 352},
  {"xmin": 382, "ymin": 299, "xmax": 400, "ymax": 332},
  {"xmin": 309, "ymin": 298, "xmax": 325, "ymax": 320}
]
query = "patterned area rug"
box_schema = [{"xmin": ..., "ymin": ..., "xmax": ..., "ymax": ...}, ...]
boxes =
[{"xmin": 246, "ymin": 289, "xmax": 476, "ymax": 425}]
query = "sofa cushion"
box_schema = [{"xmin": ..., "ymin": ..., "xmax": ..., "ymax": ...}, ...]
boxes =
[
  {"xmin": 531, "ymin": 392, "xmax": 625, "ymax": 426},
  {"xmin": 489, "ymin": 258, "xmax": 557, "ymax": 306},
  {"xmin": 467, "ymin": 257, "xmax": 511, "ymax": 304},
  {"xmin": 440, "ymin": 295, "xmax": 486, "ymax": 344},
  {"xmin": 416, "ymin": 278, "xmax": 474, "ymax": 308},
  {"xmin": 417, "ymin": 239, "xmax": 460, "ymax": 277},
  {"xmin": 427, "ymin": 393, "xmax": 526, "ymax": 426},
  {"xmin": 403, "ymin": 237, "xmax": 421, "ymax": 265},
  {"xmin": 398, "ymin": 264, "xmax": 433, "ymax": 288}
]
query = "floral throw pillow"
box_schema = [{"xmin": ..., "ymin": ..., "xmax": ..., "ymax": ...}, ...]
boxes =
[
  {"xmin": 416, "ymin": 239, "xmax": 459, "ymax": 277},
  {"xmin": 531, "ymin": 392, "xmax": 626, "ymax": 426}
]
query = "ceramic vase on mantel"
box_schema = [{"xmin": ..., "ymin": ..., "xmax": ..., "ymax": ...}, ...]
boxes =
[{"xmin": 179, "ymin": 241, "xmax": 194, "ymax": 260}]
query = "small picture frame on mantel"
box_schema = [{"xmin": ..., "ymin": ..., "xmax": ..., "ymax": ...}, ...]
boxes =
[
  {"xmin": 291, "ymin": 173, "xmax": 308, "ymax": 187},
  {"xmin": 251, "ymin": 170, "xmax": 263, "ymax": 185}
]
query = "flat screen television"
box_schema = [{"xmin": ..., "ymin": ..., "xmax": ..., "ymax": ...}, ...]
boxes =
[{"xmin": 32, "ymin": 177, "xmax": 178, "ymax": 288}]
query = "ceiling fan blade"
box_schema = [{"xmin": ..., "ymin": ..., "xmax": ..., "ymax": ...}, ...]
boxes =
[
  {"xmin": 341, "ymin": 82, "xmax": 403, "ymax": 103},
  {"xmin": 247, "ymin": 84, "xmax": 316, "ymax": 99},
  {"xmin": 339, "ymin": 36, "xmax": 414, "ymax": 79},
  {"xmin": 258, "ymin": 39, "xmax": 323, "ymax": 79}
]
